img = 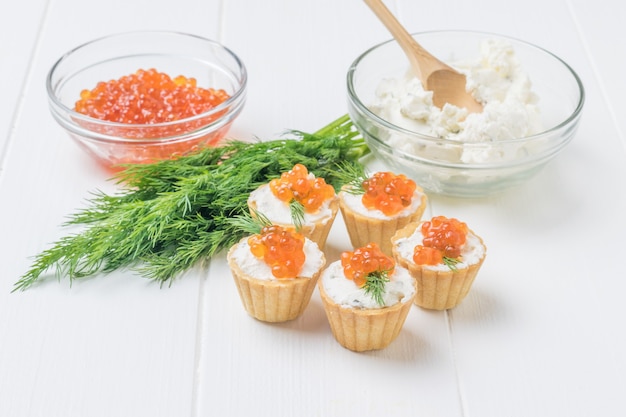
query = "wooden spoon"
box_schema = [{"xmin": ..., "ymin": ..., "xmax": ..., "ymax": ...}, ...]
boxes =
[{"xmin": 363, "ymin": 0, "xmax": 483, "ymax": 113}]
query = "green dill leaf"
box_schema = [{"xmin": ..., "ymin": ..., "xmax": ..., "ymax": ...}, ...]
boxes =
[
  {"xmin": 223, "ymin": 213, "xmax": 263, "ymax": 237},
  {"xmin": 333, "ymin": 161, "xmax": 368, "ymax": 195},
  {"xmin": 443, "ymin": 256, "xmax": 460, "ymax": 271},
  {"xmin": 363, "ymin": 270, "xmax": 390, "ymax": 307},
  {"xmin": 289, "ymin": 199, "xmax": 305, "ymax": 232}
]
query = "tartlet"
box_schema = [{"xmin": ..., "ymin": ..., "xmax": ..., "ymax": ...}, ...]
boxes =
[
  {"xmin": 247, "ymin": 163, "xmax": 339, "ymax": 249},
  {"xmin": 338, "ymin": 171, "xmax": 427, "ymax": 256},
  {"xmin": 391, "ymin": 217, "xmax": 486, "ymax": 310},
  {"xmin": 318, "ymin": 243, "xmax": 416, "ymax": 352},
  {"xmin": 227, "ymin": 225, "xmax": 326, "ymax": 322}
]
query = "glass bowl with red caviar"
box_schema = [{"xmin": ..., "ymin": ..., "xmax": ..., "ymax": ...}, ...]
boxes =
[{"xmin": 46, "ymin": 31, "xmax": 247, "ymax": 171}]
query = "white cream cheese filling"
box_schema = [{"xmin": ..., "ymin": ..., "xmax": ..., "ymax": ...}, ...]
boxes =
[
  {"xmin": 393, "ymin": 224, "xmax": 486, "ymax": 272},
  {"xmin": 248, "ymin": 183, "xmax": 336, "ymax": 226},
  {"xmin": 231, "ymin": 237, "xmax": 325, "ymax": 281},
  {"xmin": 321, "ymin": 260, "xmax": 415, "ymax": 309},
  {"xmin": 339, "ymin": 186, "xmax": 424, "ymax": 220}
]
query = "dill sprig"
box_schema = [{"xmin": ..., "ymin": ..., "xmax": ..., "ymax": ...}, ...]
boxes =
[
  {"xmin": 289, "ymin": 199, "xmax": 305, "ymax": 232},
  {"xmin": 14, "ymin": 115, "xmax": 369, "ymax": 291},
  {"xmin": 334, "ymin": 161, "xmax": 368, "ymax": 195},
  {"xmin": 443, "ymin": 256, "xmax": 460, "ymax": 271},
  {"xmin": 225, "ymin": 209, "xmax": 272, "ymax": 236},
  {"xmin": 363, "ymin": 270, "xmax": 391, "ymax": 307}
]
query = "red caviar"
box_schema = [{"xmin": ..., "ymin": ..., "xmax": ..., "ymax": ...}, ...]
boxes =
[
  {"xmin": 248, "ymin": 225, "xmax": 306, "ymax": 279},
  {"xmin": 412, "ymin": 245, "xmax": 443, "ymax": 266},
  {"xmin": 269, "ymin": 163, "xmax": 335, "ymax": 213},
  {"xmin": 413, "ymin": 216, "xmax": 468, "ymax": 265},
  {"xmin": 361, "ymin": 172, "xmax": 416, "ymax": 216},
  {"xmin": 341, "ymin": 243, "xmax": 395, "ymax": 287},
  {"xmin": 72, "ymin": 68, "xmax": 233, "ymax": 170},
  {"xmin": 75, "ymin": 68, "xmax": 230, "ymax": 128}
]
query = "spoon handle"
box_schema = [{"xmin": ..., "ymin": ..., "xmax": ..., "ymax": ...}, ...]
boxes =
[
  {"xmin": 363, "ymin": 0, "xmax": 448, "ymax": 83},
  {"xmin": 363, "ymin": 0, "xmax": 483, "ymax": 113}
]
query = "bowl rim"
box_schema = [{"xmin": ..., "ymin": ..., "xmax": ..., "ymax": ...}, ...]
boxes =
[
  {"xmin": 46, "ymin": 30, "xmax": 248, "ymax": 141},
  {"xmin": 346, "ymin": 29, "xmax": 585, "ymax": 148}
]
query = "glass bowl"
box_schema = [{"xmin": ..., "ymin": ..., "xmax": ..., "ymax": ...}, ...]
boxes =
[
  {"xmin": 347, "ymin": 30, "xmax": 584, "ymax": 197},
  {"xmin": 47, "ymin": 31, "xmax": 247, "ymax": 171}
]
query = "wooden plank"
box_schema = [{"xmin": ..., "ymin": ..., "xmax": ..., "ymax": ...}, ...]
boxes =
[
  {"xmin": 0, "ymin": 0, "xmax": 47, "ymax": 163},
  {"xmin": 569, "ymin": 1, "xmax": 626, "ymax": 148},
  {"xmin": 0, "ymin": 0, "xmax": 223, "ymax": 416}
]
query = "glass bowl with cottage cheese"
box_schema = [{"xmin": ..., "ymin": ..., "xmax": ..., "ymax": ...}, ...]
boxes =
[{"xmin": 347, "ymin": 30, "xmax": 584, "ymax": 197}]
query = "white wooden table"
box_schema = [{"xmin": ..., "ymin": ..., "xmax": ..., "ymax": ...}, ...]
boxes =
[{"xmin": 1, "ymin": 1, "xmax": 625, "ymax": 416}]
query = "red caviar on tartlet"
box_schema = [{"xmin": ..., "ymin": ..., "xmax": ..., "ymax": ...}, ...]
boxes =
[
  {"xmin": 339, "ymin": 170, "xmax": 427, "ymax": 256},
  {"xmin": 247, "ymin": 224, "xmax": 306, "ymax": 279},
  {"xmin": 413, "ymin": 216, "xmax": 469, "ymax": 267},
  {"xmin": 248, "ymin": 164, "xmax": 339, "ymax": 249},
  {"xmin": 227, "ymin": 223, "xmax": 326, "ymax": 323},
  {"xmin": 341, "ymin": 242, "xmax": 396, "ymax": 294},
  {"xmin": 391, "ymin": 216, "xmax": 486, "ymax": 310},
  {"xmin": 318, "ymin": 242, "xmax": 416, "ymax": 352},
  {"xmin": 361, "ymin": 171, "xmax": 418, "ymax": 216},
  {"xmin": 269, "ymin": 163, "xmax": 336, "ymax": 214}
]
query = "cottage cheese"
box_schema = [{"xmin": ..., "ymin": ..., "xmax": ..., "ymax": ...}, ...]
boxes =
[
  {"xmin": 231, "ymin": 237, "xmax": 325, "ymax": 281},
  {"xmin": 320, "ymin": 260, "xmax": 415, "ymax": 309},
  {"xmin": 370, "ymin": 39, "xmax": 543, "ymax": 163},
  {"xmin": 394, "ymin": 225, "xmax": 486, "ymax": 272}
]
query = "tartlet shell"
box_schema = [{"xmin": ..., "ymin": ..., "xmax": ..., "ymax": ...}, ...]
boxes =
[
  {"xmin": 391, "ymin": 221, "xmax": 486, "ymax": 310},
  {"xmin": 339, "ymin": 188, "xmax": 427, "ymax": 256},
  {"xmin": 317, "ymin": 272, "xmax": 415, "ymax": 352},
  {"xmin": 227, "ymin": 238, "xmax": 325, "ymax": 323}
]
